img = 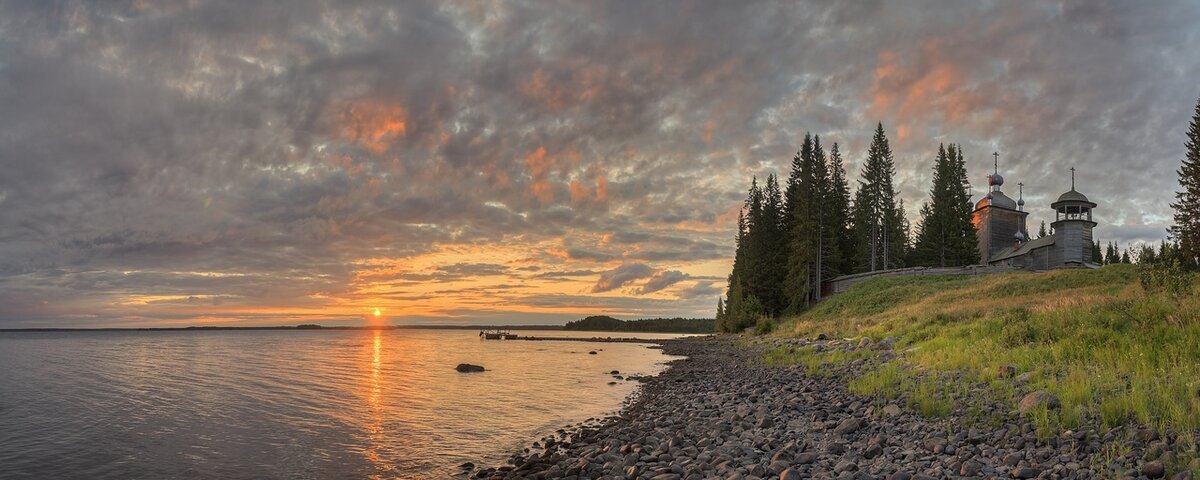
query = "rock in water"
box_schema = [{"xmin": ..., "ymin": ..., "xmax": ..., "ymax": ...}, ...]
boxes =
[
  {"xmin": 1018, "ymin": 391, "xmax": 1061, "ymax": 412},
  {"xmin": 455, "ymin": 363, "xmax": 485, "ymax": 373},
  {"xmin": 588, "ymin": 351, "xmax": 598, "ymax": 355}
]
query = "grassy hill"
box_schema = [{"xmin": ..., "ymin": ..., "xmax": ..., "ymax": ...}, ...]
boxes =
[{"xmin": 776, "ymin": 264, "xmax": 1200, "ymax": 438}]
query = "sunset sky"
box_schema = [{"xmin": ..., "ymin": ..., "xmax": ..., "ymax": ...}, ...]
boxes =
[{"xmin": 2, "ymin": 1, "xmax": 1199, "ymax": 327}]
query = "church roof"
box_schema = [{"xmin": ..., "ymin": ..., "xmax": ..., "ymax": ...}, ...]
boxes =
[
  {"xmin": 1056, "ymin": 189, "xmax": 1090, "ymax": 203},
  {"xmin": 976, "ymin": 190, "xmax": 1018, "ymax": 210},
  {"xmin": 989, "ymin": 234, "xmax": 1055, "ymax": 262}
]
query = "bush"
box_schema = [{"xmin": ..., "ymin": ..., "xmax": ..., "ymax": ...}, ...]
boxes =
[
  {"xmin": 754, "ymin": 316, "xmax": 776, "ymax": 335},
  {"xmin": 1139, "ymin": 260, "xmax": 1194, "ymax": 297}
]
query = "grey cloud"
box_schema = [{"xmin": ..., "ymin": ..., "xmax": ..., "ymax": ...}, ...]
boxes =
[
  {"xmin": 591, "ymin": 263, "xmax": 654, "ymax": 293},
  {"xmin": 638, "ymin": 270, "xmax": 691, "ymax": 294}
]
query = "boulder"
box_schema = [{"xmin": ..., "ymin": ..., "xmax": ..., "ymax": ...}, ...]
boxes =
[
  {"xmin": 455, "ymin": 363, "xmax": 485, "ymax": 373},
  {"xmin": 1142, "ymin": 460, "xmax": 1165, "ymax": 479},
  {"xmin": 1018, "ymin": 391, "xmax": 1061, "ymax": 412},
  {"xmin": 833, "ymin": 417, "xmax": 864, "ymax": 434}
]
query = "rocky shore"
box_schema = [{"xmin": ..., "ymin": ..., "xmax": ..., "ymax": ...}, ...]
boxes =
[{"xmin": 471, "ymin": 335, "xmax": 1195, "ymax": 480}]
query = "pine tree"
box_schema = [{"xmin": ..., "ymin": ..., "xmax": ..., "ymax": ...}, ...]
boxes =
[
  {"xmin": 826, "ymin": 143, "xmax": 854, "ymax": 276},
  {"xmin": 852, "ymin": 123, "xmax": 908, "ymax": 272},
  {"xmin": 1105, "ymin": 241, "xmax": 1118, "ymax": 265},
  {"xmin": 912, "ymin": 144, "xmax": 979, "ymax": 267},
  {"xmin": 1170, "ymin": 97, "xmax": 1200, "ymax": 268},
  {"xmin": 1092, "ymin": 240, "xmax": 1103, "ymax": 264},
  {"xmin": 1038, "ymin": 221, "xmax": 1047, "ymax": 239},
  {"xmin": 1121, "ymin": 249, "xmax": 1131, "ymax": 264}
]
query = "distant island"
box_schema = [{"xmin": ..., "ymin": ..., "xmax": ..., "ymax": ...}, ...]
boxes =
[{"xmin": 562, "ymin": 315, "xmax": 715, "ymax": 334}]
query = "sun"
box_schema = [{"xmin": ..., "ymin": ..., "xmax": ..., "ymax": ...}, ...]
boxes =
[{"xmin": 373, "ymin": 308, "xmax": 381, "ymax": 317}]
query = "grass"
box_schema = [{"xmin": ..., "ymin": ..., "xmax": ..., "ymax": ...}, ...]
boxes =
[
  {"xmin": 763, "ymin": 345, "xmax": 875, "ymax": 377},
  {"xmin": 774, "ymin": 264, "xmax": 1200, "ymax": 437}
]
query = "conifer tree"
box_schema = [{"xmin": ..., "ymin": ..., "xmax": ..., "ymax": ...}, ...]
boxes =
[
  {"xmin": 1092, "ymin": 240, "xmax": 1103, "ymax": 264},
  {"xmin": 912, "ymin": 144, "xmax": 979, "ymax": 267},
  {"xmin": 1170, "ymin": 97, "xmax": 1200, "ymax": 268},
  {"xmin": 852, "ymin": 123, "xmax": 908, "ymax": 272},
  {"xmin": 826, "ymin": 143, "xmax": 854, "ymax": 276},
  {"xmin": 783, "ymin": 135, "xmax": 817, "ymax": 313},
  {"xmin": 1038, "ymin": 221, "xmax": 1047, "ymax": 239}
]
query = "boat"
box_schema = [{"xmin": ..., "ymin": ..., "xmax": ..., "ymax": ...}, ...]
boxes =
[{"xmin": 479, "ymin": 329, "xmax": 518, "ymax": 340}]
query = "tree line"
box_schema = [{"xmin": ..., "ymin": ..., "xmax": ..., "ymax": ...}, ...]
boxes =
[
  {"xmin": 717, "ymin": 98, "xmax": 1200, "ymax": 333},
  {"xmin": 562, "ymin": 315, "xmax": 715, "ymax": 334},
  {"xmin": 717, "ymin": 123, "xmax": 981, "ymax": 332}
]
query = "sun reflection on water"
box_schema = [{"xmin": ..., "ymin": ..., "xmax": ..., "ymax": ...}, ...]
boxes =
[{"xmin": 365, "ymin": 329, "xmax": 384, "ymax": 476}]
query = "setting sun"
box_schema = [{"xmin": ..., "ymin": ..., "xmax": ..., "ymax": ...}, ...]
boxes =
[{"xmin": 373, "ymin": 308, "xmax": 381, "ymax": 317}]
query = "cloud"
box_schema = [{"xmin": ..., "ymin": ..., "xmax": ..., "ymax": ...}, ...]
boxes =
[
  {"xmin": 638, "ymin": 270, "xmax": 690, "ymax": 294},
  {"xmin": 0, "ymin": 1, "xmax": 1197, "ymax": 326},
  {"xmin": 591, "ymin": 263, "xmax": 654, "ymax": 293}
]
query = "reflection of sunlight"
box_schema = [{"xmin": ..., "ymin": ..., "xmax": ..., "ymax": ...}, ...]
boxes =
[{"xmin": 365, "ymin": 330, "xmax": 384, "ymax": 476}]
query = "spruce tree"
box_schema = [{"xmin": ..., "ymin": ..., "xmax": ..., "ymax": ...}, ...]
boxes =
[
  {"xmin": 783, "ymin": 135, "xmax": 817, "ymax": 313},
  {"xmin": 1038, "ymin": 221, "xmax": 1047, "ymax": 239},
  {"xmin": 912, "ymin": 144, "xmax": 979, "ymax": 267},
  {"xmin": 852, "ymin": 123, "xmax": 908, "ymax": 272},
  {"xmin": 826, "ymin": 143, "xmax": 854, "ymax": 276},
  {"xmin": 1170, "ymin": 97, "xmax": 1200, "ymax": 267},
  {"xmin": 1092, "ymin": 240, "xmax": 1103, "ymax": 264}
]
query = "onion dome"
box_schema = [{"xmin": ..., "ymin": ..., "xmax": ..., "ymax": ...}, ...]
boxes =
[
  {"xmin": 1014, "ymin": 230, "xmax": 1027, "ymax": 242},
  {"xmin": 987, "ymin": 173, "xmax": 1005, "ymax": 187}
]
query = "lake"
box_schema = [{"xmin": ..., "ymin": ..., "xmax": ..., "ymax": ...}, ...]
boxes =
[{"xmin": 0, "ymin": 329, "xmax": 686, "ymax": 479}]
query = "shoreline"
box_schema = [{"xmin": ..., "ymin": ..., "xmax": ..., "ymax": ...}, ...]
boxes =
[{"xmin": 471, "ymin": 335, "xmax": 1194, "ymax": 480}]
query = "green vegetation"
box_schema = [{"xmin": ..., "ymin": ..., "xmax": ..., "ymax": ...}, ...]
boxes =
[
  {"xmin": 562, "ymin": 315, "xmax": 715, "ymax": 334},
  {"xmin": 776, "ymin": 265, "xmax": 1200, "ymax": 436}
]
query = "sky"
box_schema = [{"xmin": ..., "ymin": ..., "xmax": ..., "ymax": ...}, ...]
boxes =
[{"xmin": 1, "ymin": 1, "xmax": 1199, "ymax": 328}]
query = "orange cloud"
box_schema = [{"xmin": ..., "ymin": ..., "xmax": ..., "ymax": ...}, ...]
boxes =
[
  {"xmin": 337, "ymin": 101, "xmax": 408, "ymax": 154},
  {"xmin": 526, "ymin": 146, "xmax": 555, "ymax": 203}
]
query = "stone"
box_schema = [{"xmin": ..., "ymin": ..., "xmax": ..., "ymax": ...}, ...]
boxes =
[
  {"xmin": 997, "ymin": 364, "xmax": 1018, "ymax": 378},
  {"xmin": 1018, "ymin": 391, "xmax": 1061, "ymax": 412},
  {"xmin": 1173, "ymin": 471, "xmax": 1195, "ymax": 480},
  {"xmin": 795, "ymin": 452, "xmax": 819, "ymax": 464},
  {"xmin": 1142, "ymin": 460, "xmax": 1166, "ymax": 479},
  {"xmin": 862, "ymin": 443, "xmax": 882, "ymax": 459},
  {"xmin": 455, "ymin": 363, "xmax": 485, "ymax": 373},
  {"xmin": 1010, "ymin": 467, "xmax": 1040, "ymax": 479},
  {"xmin": 588, "ymin": 351, "xmax": 598, "ymax": 355},
  {"xmin": 1002, "ymin": 452, "xmax": 1024, "ymax": 466},
  {"xmin": 960, "ymin": 460, "xmax": 981, "ymax": 477},
  {"xmin": 610, "ymin": 370, "xmax": 620, "ymax": 374},
  {"xmin": 1015, "ymin": 372, "xmax": 1032, "ymax": 383},
  {"xmin": 887, "ymin": 474, "xmax": 912, "ymax": 480},
  {"xmin": 833, "ymin": 417, "xmax": 864, "ymax": 434},
  {"xmin": 922, "ymin": 437, "xmax": 948, "ymax": 454},
  {"xmin": 460, "ymin": 462, "xmax": 475, "ymax": 470},
  {"xmin": 857, "ymin": 337, "xmax": 873, "ymax": 349},
  {"xmin": 780, "ymin": 468, "xmax": 803, "ymax": 480},
  {"xmin": 881, "ymin": 404, "xmax": 902, "ymax": 417}
]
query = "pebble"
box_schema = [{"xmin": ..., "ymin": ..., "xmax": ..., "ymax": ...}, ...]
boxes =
[{"xmin": 472, "ymin": 336, "xmax": 1196, "ymax": 479}]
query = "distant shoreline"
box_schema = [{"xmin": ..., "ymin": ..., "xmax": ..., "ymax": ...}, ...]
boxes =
[{"xmin": 0, "ymin": 324, "xmax": 567, "ymax": 333}]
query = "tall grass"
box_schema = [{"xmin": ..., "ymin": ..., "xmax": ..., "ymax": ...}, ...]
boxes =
[{"xmin": 779, "ymin": 265, "xmax": 1200, "ymax": 435}]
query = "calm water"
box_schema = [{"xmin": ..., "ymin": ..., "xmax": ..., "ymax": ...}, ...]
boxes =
[{"xmin": 0, "ymin": 329, "xmax": 684, "ymax": 479}]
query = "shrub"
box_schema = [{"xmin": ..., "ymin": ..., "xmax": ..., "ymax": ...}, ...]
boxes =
[{"xmin": 1139, "ymin": 260, "xmax": 1194, "ymax": 297}]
